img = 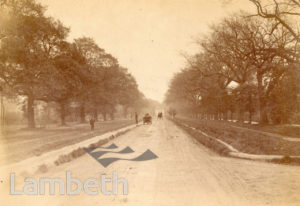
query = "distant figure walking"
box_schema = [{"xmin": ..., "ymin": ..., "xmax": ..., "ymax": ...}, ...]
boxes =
[
  {"xmin": 157, "ymin": 112, "xmax": 163, "ymax": 120},
  {"xmin": 135, "ymin": 112, "xmax": 138, "ymax": 125},
  {"xmin": 89, "ymin": 118, "xmax": 95, "ymax": 131}
]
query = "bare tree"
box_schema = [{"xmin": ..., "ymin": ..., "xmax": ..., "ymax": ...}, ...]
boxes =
[
  {"xmin": 249, "ymin": 0, "xmax": 299, "ymax": 41},
  {"xmin": 166, "ymin": 12, "xmax": 298, "ymax": 124}
]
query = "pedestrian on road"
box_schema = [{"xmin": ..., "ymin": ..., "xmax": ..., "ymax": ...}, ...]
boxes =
[
  {"xmin": 89, "ymin": 117, "xmax": 95, "ymax": 131},
  {"xmin": 135, "ymin": 112, "xmax": 138, "ymax": 125}
]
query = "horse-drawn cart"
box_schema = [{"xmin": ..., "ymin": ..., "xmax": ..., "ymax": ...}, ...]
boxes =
[{"xmin": 143, "ymin": 114, "xmax": 152, "ymax": 124}]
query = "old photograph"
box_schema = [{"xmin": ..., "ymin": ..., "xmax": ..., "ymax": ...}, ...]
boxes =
[{"xmin": 0, "ymin": 0, "xmax": 299, "ymax": 205}]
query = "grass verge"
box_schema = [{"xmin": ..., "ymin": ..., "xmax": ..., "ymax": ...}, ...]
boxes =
[
  {"xmin": 172, "ymin": 117, "xmax": 300, "ymax": 156},
  {"xmin": 1, "ymin": 119, "xmax": 134, "ymax": 165}
]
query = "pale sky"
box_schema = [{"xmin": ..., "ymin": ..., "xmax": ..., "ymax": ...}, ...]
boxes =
[{"xmin": 41, "ymin": 0, "xmax": 254, "ymax": 102}]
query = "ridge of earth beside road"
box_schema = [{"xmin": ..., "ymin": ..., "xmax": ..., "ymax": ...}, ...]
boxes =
[{"xmin": 170, "ymin": 117, "xmax": 300, "ymax": 165}]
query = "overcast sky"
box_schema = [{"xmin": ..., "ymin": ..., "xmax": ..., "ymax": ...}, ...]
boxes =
[{"xmin": 41, "ymin": 0, "xmax": 254, "ymax": 102}]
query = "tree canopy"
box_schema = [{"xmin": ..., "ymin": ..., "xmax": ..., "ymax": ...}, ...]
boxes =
[
  {"xmin": 165, "ymin": 9, "xmax": 299, "ymax": 124},
  {"xmin": 0, "ymin": 0, "xmax": 146, "ymax": 128}
]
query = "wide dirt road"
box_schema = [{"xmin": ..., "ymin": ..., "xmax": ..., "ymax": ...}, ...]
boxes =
[{"xmin": 2, "ymin": 119, "xmax": 300, "ymax": 206}]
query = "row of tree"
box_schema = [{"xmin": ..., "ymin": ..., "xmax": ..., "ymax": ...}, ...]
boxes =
[
  {"xmin": 0, "ymin": 0, "xmax": 145, "ymax": 128},
  {"xmin": 165, "ymin": 0, "xmax": 300, "ymax": 124}
]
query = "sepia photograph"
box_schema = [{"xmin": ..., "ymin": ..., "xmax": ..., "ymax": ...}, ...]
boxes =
[{"xmin": 0, "ymin": 0, "xmax": 299, "ymax": 205}]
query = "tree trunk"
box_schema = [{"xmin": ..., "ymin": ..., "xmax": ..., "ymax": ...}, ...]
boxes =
[
  {"xmin": 110, "ymin": 112, "xmax": 115, "ymax": 120},
  {"xmin": 79, "ymin": 103, "xmax": 85, "ymax": 123},
  {"xmin": 238, "ymin": 107, "xmax": 244, "ymax": 123},
  {"xmin": 218, "ymin": 112, "xmax": 221, "ymax": 120},
  {"xmin": 259, "ymin": 101, "xmax": 268, "ymax": 124},
  {"xmin": 27, "ymin": 94, "xmax": 35, "ymax": 129},
  {"xmin": 223, "ymin": 111, "xmax": 228, "ymax": 121},
  {"xmin": 102, "ymin": 112, "xmax": 107, "ymax": 121},
  {"xmin": 60, "ymin": 102, "xmax": 66, "ymax": 126},
  {"xmin": 257, "ymin": 73, "xmax": 268, "ymax": 124},
  {"xmin": 249, "ymin": 112, "xmax": 252, "ymax": 124},
  {"xmin": 93, "ymin": 108, "xmax": 98, "ymax": 121},
  {"xmin": 248, "ymin": 93, "xmax": 252, "ymax": 124},
  {"xmin": 123, "ymin": 107, "xmax": 128, "ymax": 118}
]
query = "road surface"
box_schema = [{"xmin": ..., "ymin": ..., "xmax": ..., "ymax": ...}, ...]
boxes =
[{"xmin": 1, "ymin": 119, "xmax": 300, "ymax": 206}]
